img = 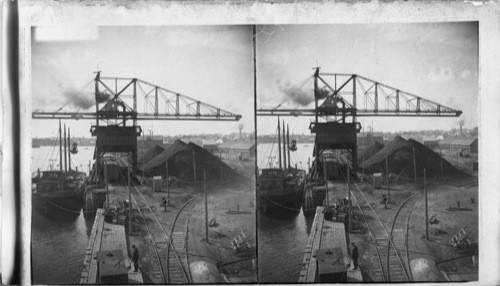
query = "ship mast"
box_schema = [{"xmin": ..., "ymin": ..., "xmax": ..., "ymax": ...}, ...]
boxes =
[
  {"xmin": 278, "ymin": 117, "xmax": 282, "ymax": 169},
  {"xmin": 59, "ymin": 119, "xmax": 63, "ymax": 171},
  {"xmin": 282, "ymin": 119, "xmax": 286, "ymax": 170},
  {"xmin": 64, "ymin": 123, "xmax": 67, "ymax": 172},
  {"xmin": 68, "ymin": 127, "xmax": 71, "ymax": 171},
  {"xmin": 287, "ymin": 124, "xmax": 291, "ymax": 169}
]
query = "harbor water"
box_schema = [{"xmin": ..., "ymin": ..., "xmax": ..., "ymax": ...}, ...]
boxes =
[
  {"xmin": 31, "ymin": 145, "xmax": 95, "ymax": 284},
  {"xmin": 32, "ymin": 142, "xmax": 315, "ymax": 283},
  {"xmin": 257, "ymin": 143, "xmax": 316, "ymax": 282}
]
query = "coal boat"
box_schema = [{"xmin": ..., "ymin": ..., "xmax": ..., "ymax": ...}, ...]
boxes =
[
  {"xmin": 258, "ymin": 119, "xmax": 306, "ymax": 213},
  {"xmin": 32, "ymin": 121, "xmax": 86, "ymax": 214}
]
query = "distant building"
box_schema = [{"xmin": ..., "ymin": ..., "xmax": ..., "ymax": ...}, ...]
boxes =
[
  {"xmin": 137, "ymin": 136, "xmax": 163, "ymax": 151},
  {"xmin": 202, "ymin": 139, "xmax": 218, "ymax": 153},
  {"xmin": 218, "ymin": 141, "xmax": 255, "ymax": 159},
  {"xmin": 438, "ymin": 137, "xmax": 478, "ymax": 155},
  {"xmin": 400, "ymin": 134, "xmax": 424, "ymax": 142},
  {"xmin": 422, "ymin": 137, "xmax": 439, "ymax": 150},
  {"xmin": 357, "ymin": 132, "xmax": 384, "ymax": 147}
]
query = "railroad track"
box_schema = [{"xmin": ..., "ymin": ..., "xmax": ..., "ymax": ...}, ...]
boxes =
[
  {"xmin": 388, "ymin": 191, "xmax": 420, "ymax": 282},
  {"xmin": 166, "ymin": 194, "xmax": 200, "ymax": 284},
  {"xmin": 131, "ymin": 189, "xmax": 167, "ymax": 283},
  {"xmin": 129, "ymin": 188, "xmax": 167, "ymax": 283},
  {"xmin": 129, "ymin": 181, "xmax": 197, "ymax": 284},
  {"xmin": 338, "ymin": 168, "xmax": 416, "ymax": 282}
]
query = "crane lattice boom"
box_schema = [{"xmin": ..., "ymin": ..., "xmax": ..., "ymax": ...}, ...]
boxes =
[
  {"xmin": 257, "ymin": 71, "xmax": 462, "ymax": 118},
  {"xmin": 32, "ymin": 74, "xmax": 242, "ymax": 121}
]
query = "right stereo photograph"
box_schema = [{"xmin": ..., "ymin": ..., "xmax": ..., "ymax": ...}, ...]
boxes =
[{"xmin": 255, "ymin": 23, "xmax": 478, "ymax": 283}]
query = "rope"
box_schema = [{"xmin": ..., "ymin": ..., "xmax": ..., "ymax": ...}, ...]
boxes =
[
  {"xmin": 259, "ymin": 133, "xmax": 278, "ymax": 168},
  {"xmin": 35, "ymin": 191, "xmax": 98, "ymax": 214},
  {"xmin": 260, "ymin": 194, "xmax": 303, "ymax": 211},
  {"xmin": 40, "ymin": 130, "xmax": 60, "ymax": 171}
]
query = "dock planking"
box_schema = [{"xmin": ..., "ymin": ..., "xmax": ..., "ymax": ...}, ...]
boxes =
[
  {"xmin": 298, "ymin": 206, "xmax": 363, "ymax": 283},
  {"xmin": 80, "ymin": 208, "xmax": 144, "ymax": 284},
  {"xmin": 80, "ymin": 209, "xmax": 105, "ymax": 284}
]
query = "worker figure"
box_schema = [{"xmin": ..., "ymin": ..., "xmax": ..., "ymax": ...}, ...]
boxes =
[
  {"xmin": 131, "ymin": 244, "xmax": 139, "ymax": 272},
  {"xmin": 382, "ymin": 194, "xmax": 388, "ymax": 209},
  {"xmin": 351, "ymin": 242, "xmax": 359, "ymax": 270},
  {"xmin": 162, "ymin": 196, "xmax": 168, "ymax": 211}
]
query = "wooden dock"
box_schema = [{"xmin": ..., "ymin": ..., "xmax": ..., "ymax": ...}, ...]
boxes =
[
  {"xmin": 298, "ymin": 206, "xmax": 363, "ymax": 283},
  {"xmin": 80, "ymin": 208, "xmax": 144, "ymax": 284}
]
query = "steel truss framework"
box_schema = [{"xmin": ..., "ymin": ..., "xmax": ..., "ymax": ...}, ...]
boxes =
[
  {"xmin": 257, "ymin": 68, "xmax": 462, "ymax": 172},
  {"xmin": 32, "ymin": 74, "xmax": 242, "ymax": 122},
  {"xmin": 257, "ymin": 70, "xmax": 462, "ymax": 119}
]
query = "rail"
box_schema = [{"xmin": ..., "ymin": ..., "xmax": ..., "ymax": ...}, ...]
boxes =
[
  {"xmin": 166, "ymin": 194, "xmax": 200, "ymax": 283},
  {"xmin": 130, "ymin": 182, "xmax": 195, "ymax": 284},
  {"xmin": 339, "ymin": 167, "xmax": 410, "ymax": 281}
]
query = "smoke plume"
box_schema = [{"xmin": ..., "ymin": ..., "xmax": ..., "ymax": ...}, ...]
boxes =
[
  {"xmin": 279, "ymin": 80, "xmax": 331, "ymax": 107},
  {"xmin": 63, "ymin": 89, "xmax": 94, "ymax": 110},
  {"xmin": 316, "ymin": 86, "xmax": 330, "ymax": 99},
  {"xmin": 96, "ymin": 90, "xmax": 111, "ymax": 103},
  {"xmin": 280, "ymin": 81, "xmax": 314, "ymax": 106}
]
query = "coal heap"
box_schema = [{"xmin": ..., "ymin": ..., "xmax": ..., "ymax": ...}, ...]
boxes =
[
  {"xmin": 362, "ymin": 136, "xmax": 462, "ymax": 178},
  {"xmin": 358, "ymin": 141, "xmax": 384, "ymax": 162},
  {"xmin": 138, "ymin": 144, "xmax": 165, "ymax": 168},
  {"xmin": 140, "ymin": 140, "xmax": 238, "ymax": 181}
]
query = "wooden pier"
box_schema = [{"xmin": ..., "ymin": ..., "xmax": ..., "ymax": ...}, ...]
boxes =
[
  {"xmin": 80, "ymin": 208, "xmax": 144, "ymax": 284},
  {"xmin": 298, "ymin": 206, "xmax": 363, "ymax": 283}
]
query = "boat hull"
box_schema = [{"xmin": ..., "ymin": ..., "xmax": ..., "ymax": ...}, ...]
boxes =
[
  {"xmin": 32, "ymin": 190, "xmax": 84, "ymax": 213},
  {"xmin": 258, "ymin": 188, "xmax": 304, "ymax": 212},
  {"xmin": 258, "ymin": 168, "xmax": 306, "ymax": 213}
]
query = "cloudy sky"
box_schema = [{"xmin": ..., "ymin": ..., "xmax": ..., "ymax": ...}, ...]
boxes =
[
  {"xmin": 31, "ymin": 25, "xmax": 253, "ymax": 138},
  {"xmin": 256, "ymin": 22, "xmax": 478, "ymax": 136}
]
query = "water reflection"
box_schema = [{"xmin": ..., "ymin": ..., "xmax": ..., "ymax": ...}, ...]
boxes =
[
  {"xmin": 258, "ymin": 207, "xmax": 315, "ymax": 283},
  {"xmin": 31, "ymin": 209, "xmax": 96, "ymax": 284}
]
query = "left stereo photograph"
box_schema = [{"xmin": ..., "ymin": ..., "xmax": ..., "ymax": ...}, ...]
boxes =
[{"xmin": 30, "ymin": 25, "xmax": 257, "ymax": 284}]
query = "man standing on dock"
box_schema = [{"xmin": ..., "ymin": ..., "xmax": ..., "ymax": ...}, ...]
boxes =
[
  {"xmin": 131, "ymin": 245, "xmax": 139, "ymax": 272},
  {"xmin": 351, "ymin": 242, "xmax": 359, "ymax": 270}
]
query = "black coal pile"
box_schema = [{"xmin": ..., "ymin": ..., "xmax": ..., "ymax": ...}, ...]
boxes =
[
  {"xmin": 362, "ymin": 136, "xmax": 462, "ymax": 178},
  {"xmin": 140, "ymin": 140, "xmax": 238, "ymax": 181},
  {"xmin": 138, "ymin": 144, "xmax": 165, "ymax": 169},
  {"xmin": 358, "ymin": 141, "xmax": 384, "ymax": 162}
]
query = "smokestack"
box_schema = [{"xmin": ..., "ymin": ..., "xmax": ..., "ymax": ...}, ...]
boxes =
[
  {"xmin": 458, "ymin": 118, "xmax": 465, "ymax": 136},
  {"xmin": 238, "ymin": 123, "xmax": 244, "ymax": 140}
]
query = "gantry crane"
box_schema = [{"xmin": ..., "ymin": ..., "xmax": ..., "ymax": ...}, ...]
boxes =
[
  {"xmin": 32, "ymin": 72, "xmax": 242, "ymax": 174},
  {"xmin": 257, "ymin": 68, "xmax": 462, "ymax": 173}
]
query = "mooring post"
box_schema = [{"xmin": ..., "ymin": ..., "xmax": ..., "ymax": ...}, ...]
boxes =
[
  {"xmin": 204, "ymin": 171, "xmax": 209, "ymax": 243},
  {"xmin": 424, "ymin": 168, "xmax": 429, "ymax": 240}
]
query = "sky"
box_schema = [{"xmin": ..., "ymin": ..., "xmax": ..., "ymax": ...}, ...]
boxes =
[
  {"xmin": 256, "ymin": 22, "xmax": 478, "ymax": 136},
  {"xmin": 31, "ymin": 25, "xmax": 254, "ymax": 138}
]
